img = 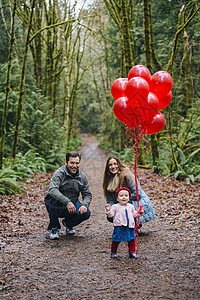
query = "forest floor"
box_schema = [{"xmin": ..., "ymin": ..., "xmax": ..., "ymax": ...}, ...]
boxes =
[{"xmin": 0, "ymin": 134, "xmax": 199, "ymax": 300}]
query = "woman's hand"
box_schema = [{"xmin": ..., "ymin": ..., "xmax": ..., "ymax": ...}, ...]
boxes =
[{"xmin": 105, "ymin": 203, "xmax": 111, "ymax": 213}]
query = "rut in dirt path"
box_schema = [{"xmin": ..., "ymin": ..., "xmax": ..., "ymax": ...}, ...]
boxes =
[{"xmin": 0, "ymin": 134, "xmax": 199, "ymax": 300}]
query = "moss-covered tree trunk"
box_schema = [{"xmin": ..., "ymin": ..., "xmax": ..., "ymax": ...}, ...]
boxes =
[
  {"xmin": 67, "ymin": 88, "xmax": 77, "ymax": 147},
  {"xmin": 184, "ymin": 30, "xmax": 193, "ymax": 112},
  {"xmin": 66, "ymin": 13, "xmax": 93, "ymax": 144},
  {"xmin": 120, "ymin": 0, "xmax": 133, "ymax": 76},
  {"xmin": 43, "ymin": 0, "xmax": 63, "ymax": 116},
  {"xmin": 12, "ymin": 0, "xmax": 36, "ymax": 159},
  {"xmin": 103, "ymin": 0, "xmax": 136, "ymax": 152},
  {"xmin": 127, "ymin": 0, "xmax": 136, "ymax": 62},
  {"xmin": 0, "ymin": 0, "xmax": 17, "ymax": 168},
  {"xmin": 166, "ymin": 3, "xmax": 200, "ymax": 74},
  {"xmin": 120, "ymin": 0, "xmax": 136, "ymax": 151},
  {"xmin": 45, "ymin": 1, "xmax": 54, "ymax": 106},
  {"xmin": 33, "ymin": 0, "xmax": 43, "ymax": 90},
  {"xmin": 165, "ymin": 2, "xmax": 199, "ymax": 172},
  {"xmin": 143, "ymin": 0, "xmax": 152, "ymax": 70},
  {"xmin": 36, "ymin": 0, "xmax": 43, "ymax": 90},
  {"xmin": 143, "ymin": 0, "xmax": 160, "ymax": 172},
  {"xmin": 119, "ymin": 0, "xmax": 134, "ymax": 151},
  {"xmin": 148, "ymin": 0, "xmax": 162, "ymax": 71},
  {"xmin": 52, "ymin": 0, "xmax": 60, "ymax": 117}
]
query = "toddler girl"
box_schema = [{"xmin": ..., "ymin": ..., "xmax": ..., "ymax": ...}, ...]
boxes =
[{"xmin": 105, "ymin": 187, "xmax": 144, "ymax": 258}]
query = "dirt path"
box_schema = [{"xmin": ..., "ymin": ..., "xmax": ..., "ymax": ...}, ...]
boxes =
[{"xmin": 0, "ymin": 134, "xmax": 199, "ymax": 299}]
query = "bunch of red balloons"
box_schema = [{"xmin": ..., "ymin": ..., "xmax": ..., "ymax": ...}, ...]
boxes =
[{"xmin": 111, "ymin": 65, "xmax": 173, "ymax": 134}]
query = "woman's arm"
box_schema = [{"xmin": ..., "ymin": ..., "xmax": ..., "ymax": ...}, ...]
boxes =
[
  {"xmin": 124, "ymin": 172, "xmax": 142, "ymax": 202},
  {"xmin": 106, "ymin": 191, "xmax": 117, "ymax": 206}
]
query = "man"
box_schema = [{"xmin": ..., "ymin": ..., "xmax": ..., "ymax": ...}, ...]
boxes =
[{"xmin": 45, "ymin": 152, "xmax": 92, "ymax": 240}]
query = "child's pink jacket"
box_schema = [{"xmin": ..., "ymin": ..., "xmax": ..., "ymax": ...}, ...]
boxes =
[{"xmin": 106, "ymin": 203, "xmax": 141, "ymax": 228}]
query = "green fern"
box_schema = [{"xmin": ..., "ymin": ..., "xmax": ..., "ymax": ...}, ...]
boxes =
[{"xmin": 0, "ymin": 168, "xmax": 24, "ymax": 194}]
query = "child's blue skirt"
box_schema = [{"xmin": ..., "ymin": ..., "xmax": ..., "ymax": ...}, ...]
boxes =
[{"xmin": 112, "ymin": 226, "xmax": 135, "ymax": 242}]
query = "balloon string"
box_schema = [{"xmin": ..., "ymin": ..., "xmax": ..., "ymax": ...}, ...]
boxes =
[
  {"xmin": 133, "ymin": 131, "xmax": 140, "ymax": 255},
  {"xmin": 124, "ymin": 125, "xmax": 145, "ymax": 255}
]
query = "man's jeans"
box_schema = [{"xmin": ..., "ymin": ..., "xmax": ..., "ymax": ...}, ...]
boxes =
[{"xmin": 45, "ymin": 198, "xmax": 91, "ymax": 230}]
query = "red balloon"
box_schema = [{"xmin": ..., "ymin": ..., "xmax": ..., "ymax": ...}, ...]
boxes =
[
  {"xmin": 144, "ymin": 112, "xmax": 165, "ymax": 134},
  {"xmin": 113, "ymin": 97, "xmax": 138, "ymax": 127},
  {"xmin": 158, "ymin": 91, "xmax": 172, "ymax": 110},
  {"xmin": 134, "ymin": 108, "xmax": 147, "ymax": 124},
  {"xmin": 128, "ymin": 65, "xmax": 152, "ymax": 84},
  {"xmin": 149, "ymin": 71, "xmax": 173, "ymax": 99},
  {"xmin": 147, "ymin": 92, "xmax": 159, "ymax": 111},
  {"xmin": 126, "ymin": 77, "xmax": 149, "ymax": 108},
  {"xmin": 142, "ymin": 92, "xmax": 159, "ymax": 123},
  {"xmin": 111, "ymin": 78, "xmax": 128, "ymax": 100}
]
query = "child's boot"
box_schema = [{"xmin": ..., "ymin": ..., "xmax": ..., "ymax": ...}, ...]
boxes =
[
  {"xmin": 129, "ymin": 252, "xmax": 138, "ymax": 259},
  {"xmin": 111, "ymin": 252, "xmax": 117, "ymax": 258}
]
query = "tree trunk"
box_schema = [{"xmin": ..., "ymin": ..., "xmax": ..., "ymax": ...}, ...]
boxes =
[
  {"xmin": 148, "ymin": 0, "xmax": 162, "ymax": 71},
  {"xmin": 166, "ymin": 3, "xmax": 200, "ymax": 73},
  {"xmin": 34, "ymin": 0, "xmax": 43, "ymax": 90},
  {"xmin": 12, "ymin": 0, "xmax": 36, "ymax": 159},
  {"xmin": 143, "ymin": 0, "xmax": 152, "ymax": 70},
  {"xmin": 150, "ymin": 134, "xmax": 160, "ymax": 171},
  {"xmin": 45, "ymin": 1, "xmax": 54, "ymax": 106},
  {"xmin": 183, "ymin": 30, "xmax": 193, "ymax": 112},
  {"xmin": 143, "ymin": 0, "xmax": 160, "ymax": 171},
  {"xmin": 0, "ymin": 0, "xmax": 17, "ymax": 168},
  {"xmin": 120, "ymin": 0, "xmax": 133, "ymax": 76}
]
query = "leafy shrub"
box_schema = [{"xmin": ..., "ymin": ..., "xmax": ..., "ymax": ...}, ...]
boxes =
[
  {"xmin": 0, "ymin": 168, "xmax": 24, "ymax": 194},
  {"xmin": 66, "ymin": 135, "xmax": 82, "ymax": 152},
  {"xmin": 173, "ymin": 148, "xmax": 200, "ymax": 183},
  {"xmin": 4, "ymin": 150, "xmax": 47, "ymax": 176},
  {"xmin": 0, "ymin": 136, "xmax": 83, "ymax": 195},
  {"xmin": 0, "ymin": 150, "xmax": 51, "ymax": 195}
]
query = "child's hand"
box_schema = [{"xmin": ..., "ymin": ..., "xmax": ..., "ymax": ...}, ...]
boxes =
[
  {"xmin": 105, "ymin": 204, "xmax": 111, "ymax": 213},
  {"xmin": 137, "ymin": 205, "xmax": 144, "ymax": 215}
]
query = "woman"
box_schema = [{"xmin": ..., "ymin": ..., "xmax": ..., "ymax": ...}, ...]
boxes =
[{"xmin": 103, "ymin": 155, "xmax": 155, "ymax": 225}]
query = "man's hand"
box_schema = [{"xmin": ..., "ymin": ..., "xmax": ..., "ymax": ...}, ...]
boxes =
[
  {"xmin": 67, "ymin": 202, "xmax": 76, "ymax": 214},
  {"xmin": 105, "ymin": 203, "xmax": 111, "ymax": 213},
  {"xmin": 78, "ymin": 205, "xmax": 87, "ymax": 215}
]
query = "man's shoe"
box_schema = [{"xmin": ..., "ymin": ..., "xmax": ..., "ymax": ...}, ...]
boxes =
[
  {"xmin": 129, "ymin": 252, "xmax": 138, "ymax": 259},
  {"xmin": 49, "ymin": 228, "xmax": 59, "ymax": 240},
  {"xmin": 62, "ymin": 219, "xmax": 75, "ymax": 235},
  {"xmin": 66, "ymin": 227, "xmax": 75, "ymax": 235}
]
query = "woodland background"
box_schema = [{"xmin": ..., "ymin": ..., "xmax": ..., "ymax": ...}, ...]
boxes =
[{"xmin": 0, "ymin": 0, "xmax": 200, "ymax": 194}]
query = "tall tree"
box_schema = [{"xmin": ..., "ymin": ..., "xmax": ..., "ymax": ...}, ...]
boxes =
[
  {"xmin": 166, "ymin": 1, "xmax": 200, "ymax": 74},
  {"xmin": 103, "ymin": 0, "xmax": 135, "ymax": 151},
  {"xmin": 0, "ymin": 0, "xmax": 17, "ymax": 168},
  {"xmin": 66, "ymin": 12, "xmax": 94, "ymax": 144},
  {"xmin": 12, "ymin": 0, "xmax": 36, "ymax": 159},
  {"xmin": 103, "ymin": 0, "xmax": 134, "ymax": 76},
  {"xmin": 143, "ymin": 0, "xmax": 160, "ymax": 172},
  {"xmin": 29, "ymin": 0, "xmax": 44, "ymax": 90},
  {"xmin": 183, "ymin": 30, "xmax": 193, "ymax": 112},
  {"xmin": 165, "ymin": 1, "xmax": 200, "ymax": 173}
]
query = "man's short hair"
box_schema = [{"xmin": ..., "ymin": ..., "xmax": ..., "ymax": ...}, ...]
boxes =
[{"xmin": 66, "ymin": 152, "xmax": 81, "ymax": 163}]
